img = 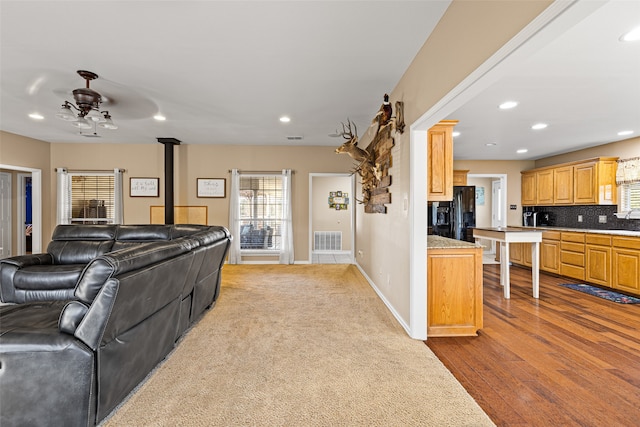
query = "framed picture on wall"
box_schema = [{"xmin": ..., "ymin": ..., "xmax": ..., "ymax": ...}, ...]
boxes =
[
  {"xmin": 130, "ymin": 177, "xmax": 159, "ymax": 197},
  {"xmin": 197, "ymin": 178, "xmax": 226, "ymax": 198}
]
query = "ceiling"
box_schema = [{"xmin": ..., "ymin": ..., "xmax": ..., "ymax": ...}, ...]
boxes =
[{"xmin": 1, "ymin": 1, "xmax": 639, "ymax": 161}]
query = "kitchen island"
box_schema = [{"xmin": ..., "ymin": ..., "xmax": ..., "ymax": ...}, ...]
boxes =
[
  {"xmin": 473, "ymin": 227, "xmax": 543, "ymax": 299},
  {"xmin": 427, "ymin": 235, "xmax": 483, "ymax": 337}
]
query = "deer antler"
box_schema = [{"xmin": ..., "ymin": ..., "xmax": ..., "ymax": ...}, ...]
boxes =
[{"xmin": 341, "ymin": 119, "xmax": 358, "ymax": 141}]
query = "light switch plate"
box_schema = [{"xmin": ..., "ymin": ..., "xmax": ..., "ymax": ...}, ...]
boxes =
[{"xmin": 599, "ymin": 215, "xmax": 607, "ymax": 223}]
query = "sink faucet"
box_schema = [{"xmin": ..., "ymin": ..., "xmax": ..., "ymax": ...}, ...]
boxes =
[{"xmin": 625, "ymin": 208, "xmax": 640, "ymax": 219}]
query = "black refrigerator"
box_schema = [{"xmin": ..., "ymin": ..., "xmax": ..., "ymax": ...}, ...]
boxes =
[{"xmin": 429, "ymin": 186, "xmax": 476, "ymax": 243}]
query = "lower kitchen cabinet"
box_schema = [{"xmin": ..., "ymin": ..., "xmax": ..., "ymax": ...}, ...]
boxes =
[
  {"xmin": 540, "ymin": 231, "xmax": 560, "ymax": 274},
  {"xmin": 560, "ymin": 232, "xmax": 586, "ymax": 281},
  {"xmin": 612, "ymin": 237, "xmax": 640, "ymax": 294},
  {"xmin": 585, "ymin": 234, "xmax": 612, "ymax": 287},
  {"xmin": 427, "ymin": 244, "xmax": 483, "ymax": 337}
]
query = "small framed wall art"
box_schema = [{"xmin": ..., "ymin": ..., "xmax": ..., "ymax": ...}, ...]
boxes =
[
  {"xmin": 130, "ymin": 177, "xmax": 159, "ymax": 197},
  {"xmin": 197, "ymin": 178, "xmax": 226, "ymax": 198}
]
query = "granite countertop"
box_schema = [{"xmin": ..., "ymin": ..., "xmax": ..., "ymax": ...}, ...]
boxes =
[
  {"xmin": 427, "ymin": 235, "xmax": 482, "ymax": 249},
  {"xmin": 513, "ymin": 225, "xmax": 640, "ymax": 237}
]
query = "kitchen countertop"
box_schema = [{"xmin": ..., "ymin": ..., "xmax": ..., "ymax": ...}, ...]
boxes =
[
  {"xmin": 513, "ymin": 226, "xmax": 640, "ymax": 237},
  {"xmin": 427, "ymin": 235, "xmax": 482, "ymax": 249}
]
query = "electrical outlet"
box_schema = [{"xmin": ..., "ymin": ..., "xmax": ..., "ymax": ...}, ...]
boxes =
[
  {"xmin": 599, "ymin": 215, "xmax": 607, "ymax": 224},
  {"xmin": 577, "ymin": 215, "xmax": 583, "ymax": 222}
]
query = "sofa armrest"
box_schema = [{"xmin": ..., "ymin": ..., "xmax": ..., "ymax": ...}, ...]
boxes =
[
  {"xmin": 1, "ymin": 253, "xmax": 53, "ymax": 268},
  {"xmin": 1, "ymin": 254, "xmax": 54, "ymax": 302}
]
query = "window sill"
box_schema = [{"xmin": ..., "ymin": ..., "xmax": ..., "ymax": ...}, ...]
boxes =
[{"xmin": 614, "ymin": 211, "xmax": 640, "ymax": 220}]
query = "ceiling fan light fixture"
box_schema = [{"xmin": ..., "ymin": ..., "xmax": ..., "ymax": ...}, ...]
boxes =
[
  {"xmin": 57, "ymin": 70, "xmax": 118, "ymax": 131},
  {"xmin": 86, "ymin": 108, "xmax": 103, "ymax": 122},
  {"xmin": 71, "ymin": 116, "xmax": 92, "ymax": 129},
  {"xmin": 98, "ymin": 112, "xmax": 118, "ymax": 130},
  {"xmin": 56, "ymin": 102, "xmax": 78, "ymax": 121}
]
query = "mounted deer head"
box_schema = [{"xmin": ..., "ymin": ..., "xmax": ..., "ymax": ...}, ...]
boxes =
[{"xmin": 334, "ymin": 120, "xmax": 369, "ymax": 164}]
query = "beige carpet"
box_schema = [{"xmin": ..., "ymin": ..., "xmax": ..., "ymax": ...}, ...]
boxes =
[{"xmin": 102, "ymin": 264, "xmax": 494, "ymax": 426}]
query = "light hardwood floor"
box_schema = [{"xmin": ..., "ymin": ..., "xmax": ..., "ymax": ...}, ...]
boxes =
[{"xmin": 426, "ymin": 264, "xmax": 640, "ymax": 426}]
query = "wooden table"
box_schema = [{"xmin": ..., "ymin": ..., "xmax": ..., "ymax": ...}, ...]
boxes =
[{"xmin": 473, "ymin": 227, "xmax": 543, "ymax": 299}]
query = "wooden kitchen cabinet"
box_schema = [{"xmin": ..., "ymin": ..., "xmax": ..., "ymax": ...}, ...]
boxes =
[
  {"xmin": 536, "ymin": 169, "xmax": 554, "ymax": 205},
  {"xmin": 427, "ymin": 120, "xmax": 458, "ymax": 201},
  {"xmin": 427, "ymin": 241, "xmax": 483, "ymax": 337},
  {"xmin": 521, "ymin": 157, "xmax": 618, "ymax": 206},
  {"xmin": 612, "ymin": 236, "xmax": 640, "ymax": 295},
  {"xmin": 585, "ymin": 234, "xmax": 612, "ymax": 287},
  {"xmin": 554, "ymin": 165, "xmax": 574, "ymax": 204},
  {"xmin": 560, "ymin": 232, "xmax": 586, "ymax": 280},
  {"xmin": 453, "ymin": 170, "xmax": 469, "ymax": 186},
  {"xmin": 540, "ymin": 230, "xmax": 561, "ymax": 274},
  {"xmin": 521, "ymin": 172, "xmax": 537, "ymax": 206}
]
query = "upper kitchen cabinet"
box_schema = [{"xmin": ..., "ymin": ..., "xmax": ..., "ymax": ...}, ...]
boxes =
[
  {"xmin": 427, "ymin": 120, "xmax": 458, "ymax": 201},
  {"xmin": 521, "ymin": 157, "xmax": 618, "ymax": 206}
]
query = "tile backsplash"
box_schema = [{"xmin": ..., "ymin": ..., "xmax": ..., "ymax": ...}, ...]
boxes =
[{"xmin": 524, "ymin": 205, "xmax": 640, "ymax": 231}]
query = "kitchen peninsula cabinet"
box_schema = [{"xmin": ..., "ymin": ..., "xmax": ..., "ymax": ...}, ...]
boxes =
[
  {"xmin": 427, "ymin": 120, "xmax": 458, "ymax": 202},
  {"xmin": 427, "ymin": 235, "xmax": 482, "ymax": 337}
]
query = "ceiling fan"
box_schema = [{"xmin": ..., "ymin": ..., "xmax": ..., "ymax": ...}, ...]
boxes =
[{"xmin": 55, "ymin": 70, "xmax": 117, "ymax": 130}]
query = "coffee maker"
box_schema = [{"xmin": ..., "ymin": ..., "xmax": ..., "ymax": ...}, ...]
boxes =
[{"xmin": 523, "ymin": 211, "xmax": 538, "ymax": 227}]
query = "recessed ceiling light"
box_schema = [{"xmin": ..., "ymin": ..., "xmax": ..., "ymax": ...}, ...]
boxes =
[
  {"xmin": 452, "ymin": 131, "xmax": 460, "ymax": 137},
  {"xmin": 28, "ymin": 113, "xmax": 44, "ymax": 120},
  {"xmin": 516, "ymin": 148, "xmax": 528, "ymax": 154},
  {"xmin": 531, "ymin": 123, "xmax": 548, "ymax": 130},
  {"xmin": 620, "ymin": 26, "xmax": 640, "ymax": 42},
  {"xmin": 485, "ymin": 142, "xmax": 497, "ymax": 147},
  {"xmin": 279, "ymin": 116, "xmax": 291, "ymax": 123},
  {"xmin": 618, "ymin": 130, "xmax": 634, "ymax": 136},
  {"xmin": 154, "ymin": 114, "xmax": 166, "ymax": 121},
  {"xmin": 498, "ymin": 101, "xmax": 518, "ymax": 110}
]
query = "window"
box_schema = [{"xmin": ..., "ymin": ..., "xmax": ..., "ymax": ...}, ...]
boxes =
[
  {"xmin": 56, "ymin": 168, "xmax": 124, "ymax": 225},
  {"xmin": 228, "ymin": 169, "xmax": 293, "ymax": 264},
  {"xmin": 237, "ymin": 175, "xmax": 283, "ymax": 251},
  {"xmin": 620, "ymin": 182, "xmax": 640, "ymax": 211},
  {"xmin": 616, "ymin": 157, "xmax": 640, "ymax": 215}
]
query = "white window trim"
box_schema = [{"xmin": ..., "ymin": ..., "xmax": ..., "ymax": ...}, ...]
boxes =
[{"xmin": 56, "ymin": 168, "xmax": 124, "ymax": 225}]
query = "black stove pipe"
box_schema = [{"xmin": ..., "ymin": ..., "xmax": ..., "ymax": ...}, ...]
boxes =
[{"xmin": 157, "ymin": 138, "xmax": 181, "ymax": 224}]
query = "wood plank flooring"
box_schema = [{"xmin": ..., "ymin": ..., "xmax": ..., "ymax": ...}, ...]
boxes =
[{"xmin": 426, "ymin": 264, "xmax": 640, "ymax": 427}]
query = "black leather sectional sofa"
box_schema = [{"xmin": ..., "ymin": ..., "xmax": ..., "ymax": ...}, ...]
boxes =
[{"xmin": 0, "ymin": 224, "xmax": 231, "ymax": 427}]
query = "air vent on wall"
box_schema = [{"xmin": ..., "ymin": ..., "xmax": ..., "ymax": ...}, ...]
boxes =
[{"xmin": 286, "ymin": 135, "xmax": 303, "ymax": 141}]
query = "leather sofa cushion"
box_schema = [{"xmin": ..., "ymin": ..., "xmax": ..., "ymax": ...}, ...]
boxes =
[
  {"xmin": 48, "ymin": 225, "xmax": 116, "ymax": 264},
  {"xmin": 75, "ymin": 240, "xmax": 191, "ymax": 304},
  {"xmin": 111, "ymin": 225, "xmax": 173, "ymax": 251},
  {"xmin": 14, "ymin": 264, "xmax": 85, "ymax": 290},
  {"xmin": 51, "ymin": 224, "xmax": 117, "ymax": 241},
  {"xmin": 48, "ymin": 240, "xmax": 115, "ymax": 265}
]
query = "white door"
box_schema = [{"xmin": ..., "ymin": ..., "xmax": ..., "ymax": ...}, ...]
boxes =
[
  {"xmin": 490, "ymin": 179, "xmax": 504, "ymax": 254},
  {"xmin": 492, "ymin": 179, "xmax": 504, "ymax": 228},
  {"xmin": 0, "ymin": 172, "xmax": 12, "ymax": 258}
]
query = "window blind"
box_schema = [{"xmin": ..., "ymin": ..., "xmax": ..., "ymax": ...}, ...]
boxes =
[
  {"xmin": 56, "ymin": 168, "xmax": 124, "ymax": 225},
  {"xmin": 621, "ymin": 182, "xmax": 640, "ymax": 211}
]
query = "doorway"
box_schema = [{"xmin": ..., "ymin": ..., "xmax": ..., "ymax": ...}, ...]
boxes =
[
  {"xmin": 0, "ymin": 164, "xmax": 42, "ymax": 255},
  {"xmin": 468, "ymin": 174, "xmax": 506, "ymax": 264},
  {"xmin": 0, "ymin": 172, "xmax": 11, "ymax": 258},
  {"xmin": 309, "ymin": 173, "xmax": 355, "ymax": 264}
]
